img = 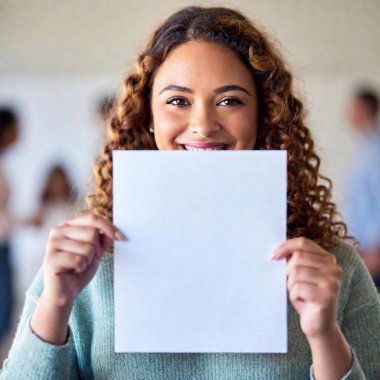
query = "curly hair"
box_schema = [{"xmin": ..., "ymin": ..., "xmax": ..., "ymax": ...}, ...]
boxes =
[{"xmin": 85, "ymin": 6, "xmax": 349, "ymax": 251}]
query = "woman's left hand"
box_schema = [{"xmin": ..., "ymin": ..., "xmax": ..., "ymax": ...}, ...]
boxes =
[{"xmin": 272, "ymin": 237, "xmax": 342, "ymax": 340}]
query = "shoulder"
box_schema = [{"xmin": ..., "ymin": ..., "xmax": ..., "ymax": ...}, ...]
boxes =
[{"xmin": 330, "ymin": 237, "xmax": 361, "ymax": 269}]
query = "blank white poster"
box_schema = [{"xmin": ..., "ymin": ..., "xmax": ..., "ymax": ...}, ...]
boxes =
[{"xmin": 114, "ymin": 150, "xmax": 287, "ymax": 353}]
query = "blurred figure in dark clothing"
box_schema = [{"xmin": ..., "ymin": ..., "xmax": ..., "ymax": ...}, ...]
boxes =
[
  {"xmin": 343, "ymin": 88, "xmax": 380, "ymax": 290},
  {"xmin": 0, "ymin": 108, "xmax": 19, "ymax": 349},
  {"xmin": 97, "ymin": 95, "xmax": 116, "ymax": 126}
]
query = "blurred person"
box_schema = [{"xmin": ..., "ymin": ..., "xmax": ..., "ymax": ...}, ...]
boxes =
[
  {"xmin": 97, "ymin": 95, "xmax": 116, "ymax": 126},
  {"xmin": 0, "ymin": 108, "xmax": 19, "ymax": 353},
  {"xmin": 36, "ymin": 164, "xmax": 77, "ymax": 223},
  {"xmin": 96, "ymin": 95, "xmax": 116, "ymax": 146},
  {"xmin": 0, "ymin": 164, "xmax": 77, "ymax": 365},
  {"xmin": 343, "ymin": 88, "xmax": 380, "ymax": 290},
  {"xmin": 25, "ymin": 165, "xmax": 77, "ymax": 283},
  {"xmin": 0, "ymin": 108, "xmax": 37, "ymax": 359},
  {"xmin": 0, "ymin": 108, "xmax": 44, "ymax": 363}
]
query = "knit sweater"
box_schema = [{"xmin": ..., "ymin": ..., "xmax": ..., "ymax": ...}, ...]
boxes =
[{"xmin": 1, "ymin": 238, "xmax": 380, "ymax": 379}]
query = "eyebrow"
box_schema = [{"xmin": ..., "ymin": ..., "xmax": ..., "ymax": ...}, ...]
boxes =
[{"xmin": 158, "ymin": 84, "xmax": 251, "ymax": 96}]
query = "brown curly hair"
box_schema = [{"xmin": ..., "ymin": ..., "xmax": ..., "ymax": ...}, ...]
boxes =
[{"xmin": 86, "ymin": 6, "xmax": 349, "ymax": 251}]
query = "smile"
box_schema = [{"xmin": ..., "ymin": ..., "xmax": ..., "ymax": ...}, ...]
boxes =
[{"xmin": 179, "ymin": 144, "xmax": 228, "ymax": 151}]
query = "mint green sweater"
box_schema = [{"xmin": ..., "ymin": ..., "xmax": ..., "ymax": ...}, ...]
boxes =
[{"xmin": 1, "ymin": 239, "xmax": 379, "ymax": 379}]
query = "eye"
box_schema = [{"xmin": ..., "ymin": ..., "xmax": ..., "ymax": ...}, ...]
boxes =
[
  {"xmin": 218, "ymin": 97, "xmax": 244, "ymax": 106},
  {"xmin": 166, "ymin": 96, "xmax": 190, "ymax": 107}
]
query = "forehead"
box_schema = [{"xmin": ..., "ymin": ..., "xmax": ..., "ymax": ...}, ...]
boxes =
[{"xmin": 152, "ymin": 40, "xmax": 255, "ymax": 93}]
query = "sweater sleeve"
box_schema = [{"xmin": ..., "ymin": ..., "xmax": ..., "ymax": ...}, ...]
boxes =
[
  {"xmin": 309, "ymin": 243, "xmax": 380, "ymax": 380},
  {"xmin": 0, "ymin": 267, "xmax": 81, "ymax": 380},
  {"xmin": 309, "ymin": 348, "xmax": 365, "ymax": 380},
  {"xmin": 337, "ymin": 251, "xmax": 380, "ymax": 379}
]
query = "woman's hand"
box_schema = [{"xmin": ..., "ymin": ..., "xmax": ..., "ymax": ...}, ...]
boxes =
[
  {"xmin": 31, "ymin": 213, "xmax": 125, "ymax": 345},
  {"xmin": 42, "ymin": 213, "xmax": 124, "ymax": 307},
  {"xmin": 272, "ymin": 237, "xmax": 342, "ymax": 339}
]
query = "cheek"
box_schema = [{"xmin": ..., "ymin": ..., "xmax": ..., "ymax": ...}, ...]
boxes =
[
  {"xmin": 153, "ymin": 108, "xmax": 187, "ymax": 144},
  {"xmin": 224, "ymin": 112, "xmax": 258, "ymax": 147}
]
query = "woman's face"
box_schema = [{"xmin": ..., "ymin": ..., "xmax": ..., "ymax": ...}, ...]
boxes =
[{"xmin": 150, "ymin": 41, "xmax": 259, "ymax": 150}]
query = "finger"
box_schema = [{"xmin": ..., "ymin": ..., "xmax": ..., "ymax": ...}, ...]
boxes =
[
  {"xmin": 48, "ymin": 251, "xmax": 91, "ymax": 274},
  {"xmin": 286, "ymin": 250, "xmax": 336, "ymax": 274},
  {"xmin": 48, "ymin": 225, "xmax": 113, "ymax": 254},
  {"xmin": 289, "ymin": 282, "xmax": 320, "ymax": 305},
  {"xmin": 50, "ymin": 238, "xmax": 98, "ymax": 265},
  {"xmin": 65, "ymin": 213, "xmax": 125, "ymax": 241},
  {"xmin": 272, "ymin": 237, "xmax": 327, "ymax": 260},
  {"xmin": 287, "ymin": 265, "xmax": 326, "ymax": 290},
  {"xmin": 52, "ymin": 225, "xmax": 114, "ymax": 251},
  {"xmin": 55, "ymin": 225, "xmax": 100, "ymax": 243}
]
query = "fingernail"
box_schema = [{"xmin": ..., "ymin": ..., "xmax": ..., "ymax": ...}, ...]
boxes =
[
  {"xmin": 270, "ymin": 249, "xmax": 278, "ymax": 259},
  {"xmin": 115, "ymin": 230, "xmax": 126, "ymax": 241}
]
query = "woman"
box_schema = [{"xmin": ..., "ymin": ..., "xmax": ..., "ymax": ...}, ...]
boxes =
[
  {"xmin": 1, "ymin": 6, "xmax": 379, "ymax": 379},
  {"xmin": 21, "ymin": 164, "xmax": 77, "ymax": 290}
]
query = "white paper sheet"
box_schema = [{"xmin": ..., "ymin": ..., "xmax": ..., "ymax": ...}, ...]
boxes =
[{"xmin": 113, "ymin": 150, "xmax": 287, "ymax": 353}]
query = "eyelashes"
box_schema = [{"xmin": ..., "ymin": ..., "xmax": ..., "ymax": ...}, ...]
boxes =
[
  {"xmin": 166, "ymin": 96, "xmax": 244, "ymax": 108},
  {"xmin": 166, "ymin": 96, "xmax": 189, "ymax": 107}
]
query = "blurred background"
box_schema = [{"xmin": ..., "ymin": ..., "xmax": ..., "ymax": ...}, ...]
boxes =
[{"xmin": 0, "ymin": 0, "xmax": 379, "ymax": 363}]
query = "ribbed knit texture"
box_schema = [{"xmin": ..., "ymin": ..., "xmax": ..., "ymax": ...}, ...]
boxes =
[{"xmin": 1, "ymin": 238, "xmax": 379, "ymax": 379}]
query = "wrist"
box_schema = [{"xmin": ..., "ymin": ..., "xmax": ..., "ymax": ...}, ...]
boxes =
[
  {"xmin": 30, "ymin": 292, "xmax": 73, "ymax": 345},
  {"xmin": 306, "ymin": 322, "xmax": 341, "ymax": 344},
  {"xmin": 40, "ymin": 289, "xmax": 76, "ymax": 310},
  {"xmin": 307, "ymin": 324, "xmax": 353, "ymax": 379}
]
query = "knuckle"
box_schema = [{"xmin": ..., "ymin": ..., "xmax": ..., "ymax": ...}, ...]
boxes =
[
  {"xmin": 75, "ymin": 255, "xmax": 85, "ymax": 267},
  {"xmin": 88, "ymin": 213, "xmax": 98, "ymax": 224},
  {"xmin": 84, "ymin": 241, "xmax": 96, "ymax": 255},
  {"xmin": 325, "ymin": 277, "xmax": 340, "ymax": 294},
  {"xmin": 293, "ymin": 265, "xmax": 302, "ymax": 277},
  {"xmin": 88, "ymin": 227, "xmax": 98, "ymax": 241},
  {"xmin": 289, "ymin": 284, "xmax": 300, "ymax": 300},
  {"xmin": 293, "ymin": 250, "xmax": 302, "ymax": 261},
  {"xmin": 48, "ymin": 227, "xmax": 60, "ymax": 239},
  {"xmin": 299, "ymin": 237, "xmax": 308, "ymax": 248},
  {"xmin": 292, "ymin": 282, "xmax": 301, "ymax": 293}
]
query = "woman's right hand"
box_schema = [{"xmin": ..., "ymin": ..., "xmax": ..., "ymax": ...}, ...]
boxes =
[
  {"xmin": 30, "ymin": 213, "xmax": 124, "ymax": 345},
  {"xmin": 42, "ymin": 213, "xmax": 124, "ymax": 307}
]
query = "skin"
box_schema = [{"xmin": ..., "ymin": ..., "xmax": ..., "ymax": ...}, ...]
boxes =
[
  {"xmin": 346, "ymin": 97, "xmax": 375, "ymax": 134},
  {"xmin": 150, "ymin": 41, "xmax": 258, "ymax": 150},
  {"xmin": 0, "ymin": 123, "xmax": 18, "ymax": 155},
  {"xmin": 31, "ymin": 41, "xmax": 352, "ymax": 379}
]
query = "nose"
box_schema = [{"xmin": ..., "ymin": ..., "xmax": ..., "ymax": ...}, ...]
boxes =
[{"xmin": 188, "ymin": 104, "xmax": 221, "ymax": 137}]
